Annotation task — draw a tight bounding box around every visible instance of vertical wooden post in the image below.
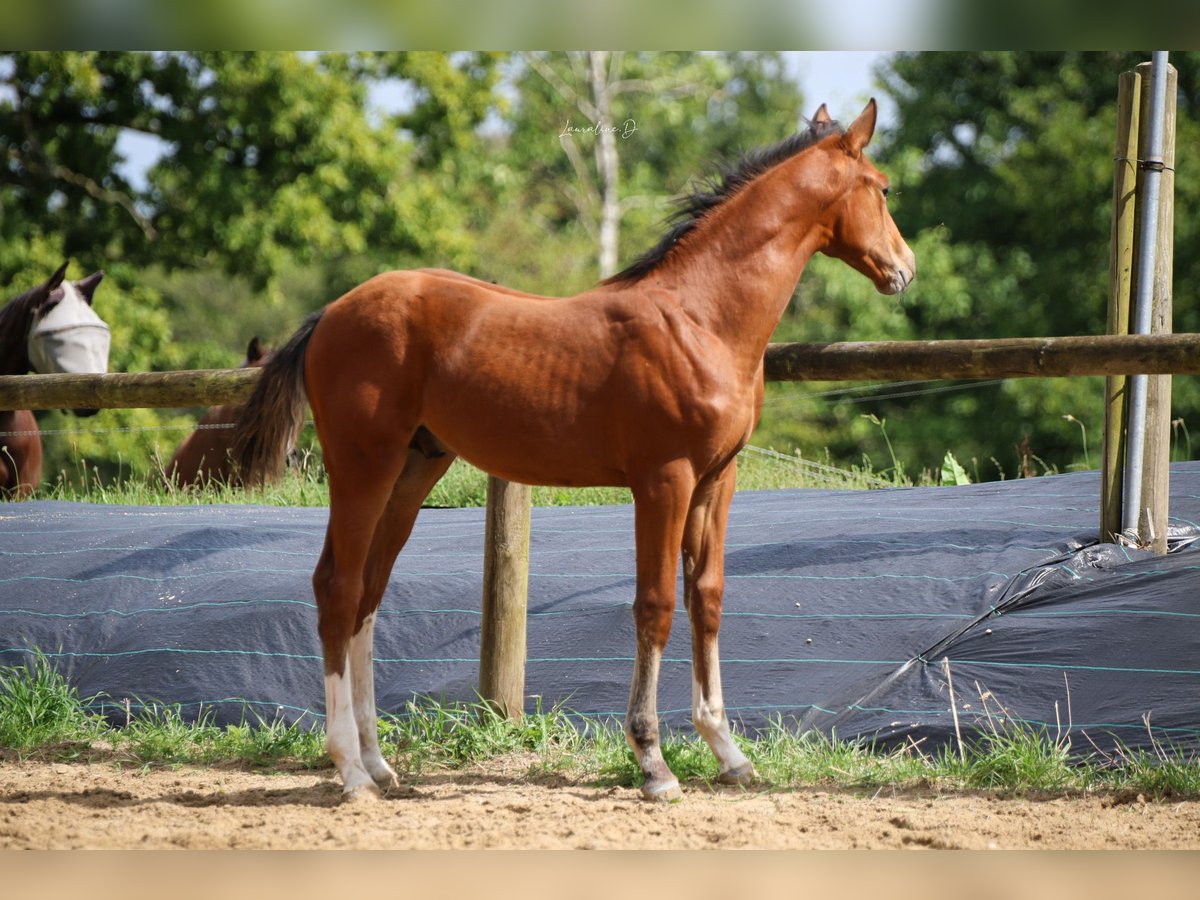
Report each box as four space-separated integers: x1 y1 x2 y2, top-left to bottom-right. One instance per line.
1101 69 1141 543
1135 61 1177 554
479 475 530 719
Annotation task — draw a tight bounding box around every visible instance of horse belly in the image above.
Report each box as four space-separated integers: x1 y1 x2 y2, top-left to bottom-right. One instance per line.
419 352 752 488
421 338 631 486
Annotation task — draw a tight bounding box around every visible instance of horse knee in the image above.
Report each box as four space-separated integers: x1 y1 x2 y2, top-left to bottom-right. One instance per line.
685 574 724 624
316 577 364 671
624 709 660 749
632 591 675 646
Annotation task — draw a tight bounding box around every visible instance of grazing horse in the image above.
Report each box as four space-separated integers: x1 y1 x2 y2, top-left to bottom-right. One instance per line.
234 101 915 802
0 263 109 499
165 337 276 488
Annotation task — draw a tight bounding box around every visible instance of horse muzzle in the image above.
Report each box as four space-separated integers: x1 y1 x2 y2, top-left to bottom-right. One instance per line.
879 245 916 295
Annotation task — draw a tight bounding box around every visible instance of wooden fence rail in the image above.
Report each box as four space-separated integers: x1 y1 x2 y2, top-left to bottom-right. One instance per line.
3 331 1198 720
4 333 1200 411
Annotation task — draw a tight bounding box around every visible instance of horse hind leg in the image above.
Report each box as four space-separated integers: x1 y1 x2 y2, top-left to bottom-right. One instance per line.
313 433 414 801
350 432 457 793
683 461 755 786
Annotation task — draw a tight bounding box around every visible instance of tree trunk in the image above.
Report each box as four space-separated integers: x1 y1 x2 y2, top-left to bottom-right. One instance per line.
589 51 621 279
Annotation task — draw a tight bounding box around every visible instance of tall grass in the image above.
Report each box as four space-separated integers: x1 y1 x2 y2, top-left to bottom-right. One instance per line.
26 445 920 508
2 656 1199 797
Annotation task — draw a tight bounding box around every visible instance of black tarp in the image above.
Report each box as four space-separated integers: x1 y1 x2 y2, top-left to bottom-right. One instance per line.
2 463 1200 757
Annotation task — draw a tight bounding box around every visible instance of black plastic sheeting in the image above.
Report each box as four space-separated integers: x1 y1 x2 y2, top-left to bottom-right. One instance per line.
2 463 1200 757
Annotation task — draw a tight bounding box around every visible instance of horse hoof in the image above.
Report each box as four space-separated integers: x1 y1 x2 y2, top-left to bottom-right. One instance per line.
640 778 683 803
341 783 382 804
372 772 400 794
717 762 757 787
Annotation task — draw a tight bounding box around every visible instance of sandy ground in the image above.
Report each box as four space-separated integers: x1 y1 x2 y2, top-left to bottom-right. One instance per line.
4 756 1200 850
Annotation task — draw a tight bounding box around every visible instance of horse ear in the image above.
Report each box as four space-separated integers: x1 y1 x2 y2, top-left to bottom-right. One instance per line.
75 270 104 304
49 261 70 287
841 98 878 156
811 103 832 126
32 262 70 309
246 336 264 364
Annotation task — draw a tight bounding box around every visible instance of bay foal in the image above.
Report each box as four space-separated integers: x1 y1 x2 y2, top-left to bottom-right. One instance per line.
236 101 914 801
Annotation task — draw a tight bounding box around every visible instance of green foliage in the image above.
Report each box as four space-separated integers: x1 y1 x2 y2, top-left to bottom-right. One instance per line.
941 451 972 486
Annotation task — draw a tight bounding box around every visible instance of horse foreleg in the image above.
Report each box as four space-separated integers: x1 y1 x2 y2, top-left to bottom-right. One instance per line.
683 460 755 786
352 440 457 792
625 464 693 801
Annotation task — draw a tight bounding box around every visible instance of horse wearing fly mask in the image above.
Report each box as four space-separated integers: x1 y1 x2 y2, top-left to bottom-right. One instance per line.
0 262 109 498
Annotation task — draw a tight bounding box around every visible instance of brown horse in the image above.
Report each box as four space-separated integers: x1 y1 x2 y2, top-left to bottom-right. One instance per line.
234 101 914 802
165 337 276 488
0 263 108 499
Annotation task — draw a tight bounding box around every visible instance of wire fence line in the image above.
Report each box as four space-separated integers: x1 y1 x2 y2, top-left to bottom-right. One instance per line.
762 378 1007 410
3 376 1015 439
0 419 320 439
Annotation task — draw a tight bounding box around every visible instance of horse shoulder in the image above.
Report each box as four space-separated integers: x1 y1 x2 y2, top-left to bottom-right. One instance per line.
597 290 748 428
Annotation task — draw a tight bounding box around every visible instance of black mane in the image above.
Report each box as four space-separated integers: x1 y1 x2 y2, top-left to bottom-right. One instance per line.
603 118 843 285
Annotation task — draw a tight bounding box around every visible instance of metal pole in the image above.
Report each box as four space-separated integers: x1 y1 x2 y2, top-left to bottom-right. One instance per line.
1122 51 1170 536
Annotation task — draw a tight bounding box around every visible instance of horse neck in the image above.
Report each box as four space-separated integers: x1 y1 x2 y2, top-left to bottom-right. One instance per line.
0 294 33 376
652 149 841 369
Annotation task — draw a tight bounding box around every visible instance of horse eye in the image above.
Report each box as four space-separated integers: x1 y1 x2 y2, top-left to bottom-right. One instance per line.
882 186 891 198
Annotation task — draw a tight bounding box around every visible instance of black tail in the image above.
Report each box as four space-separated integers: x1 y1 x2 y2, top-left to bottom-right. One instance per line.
232 309 324 486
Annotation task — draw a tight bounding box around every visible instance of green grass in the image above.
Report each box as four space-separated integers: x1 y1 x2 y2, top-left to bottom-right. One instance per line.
3 655 1199 798
25 444 916 508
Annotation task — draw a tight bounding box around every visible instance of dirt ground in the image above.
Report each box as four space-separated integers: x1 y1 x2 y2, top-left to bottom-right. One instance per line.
4 756 1200 850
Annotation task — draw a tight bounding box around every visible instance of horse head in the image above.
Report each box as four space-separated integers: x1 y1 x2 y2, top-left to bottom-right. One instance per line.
26 265 111 416
815 100 916 296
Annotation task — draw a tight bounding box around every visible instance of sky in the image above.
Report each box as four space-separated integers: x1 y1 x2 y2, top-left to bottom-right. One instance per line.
785 51 894 125
114 51 895 189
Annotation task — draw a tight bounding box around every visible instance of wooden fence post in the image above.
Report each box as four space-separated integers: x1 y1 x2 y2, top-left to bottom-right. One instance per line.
479 475 531 719
1101 62 1178 552
1134 61 1177 554
1102 68 1141 542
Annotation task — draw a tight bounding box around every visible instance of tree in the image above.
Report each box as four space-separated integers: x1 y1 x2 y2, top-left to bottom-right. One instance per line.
0 52 506 290
506 52 805 285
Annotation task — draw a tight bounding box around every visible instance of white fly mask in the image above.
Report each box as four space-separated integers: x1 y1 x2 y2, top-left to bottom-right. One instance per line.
27 274 111 375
